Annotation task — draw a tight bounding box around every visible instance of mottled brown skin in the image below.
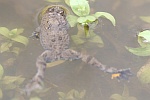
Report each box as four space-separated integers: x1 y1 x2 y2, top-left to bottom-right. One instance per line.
24 6 132 96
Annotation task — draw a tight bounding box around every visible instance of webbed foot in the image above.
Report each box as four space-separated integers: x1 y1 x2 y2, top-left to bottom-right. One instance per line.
111 68 133 81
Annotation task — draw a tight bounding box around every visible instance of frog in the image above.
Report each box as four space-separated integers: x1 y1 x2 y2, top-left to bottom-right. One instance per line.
24 5 133 96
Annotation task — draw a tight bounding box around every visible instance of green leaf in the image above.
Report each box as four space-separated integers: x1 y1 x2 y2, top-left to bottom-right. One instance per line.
0 27 10 38
11 47 20 55
77 17 87 23
66 89 74 99
125 46 150 56
10 28 18 36
0 42 12 53
86 15 96 22
11 35 28 46
30 97 41 100
0 64 4 80
2 76 23 85
94 12 116 26
0 88 3 99
16 28 24 35
45 0 62 2
58 92 66 98
88 32 104 47
137 62 150 84
138 30 150 42
70 0 90 16
4 83 17 90
71 35 85 45
140 16 150 23
77 16 96 24
110 94 123 100
67 15 78 27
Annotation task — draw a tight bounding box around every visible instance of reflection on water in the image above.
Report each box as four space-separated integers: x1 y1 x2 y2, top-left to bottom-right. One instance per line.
0 0 150 100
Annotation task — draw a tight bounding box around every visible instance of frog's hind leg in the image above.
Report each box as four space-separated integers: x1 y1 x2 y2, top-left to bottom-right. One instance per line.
23 50 55 96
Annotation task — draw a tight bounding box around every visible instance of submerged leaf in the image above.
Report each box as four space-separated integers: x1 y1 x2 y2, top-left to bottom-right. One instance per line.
137 60 150 84
16 28 24 35
47 60 65 68
140 16 150 23
45 0 62 2
0 42 12 53
11 35 28 46
2 76 24 85
88 31 104 47
0 27 10 38
11 47 20 55
71 35 85 45
70 0 90 16
110 94 123 100
0 64 4 80
67 15 78 27
94 12 116 26
125 46 150 56
30 97 41 100
58 92 66 98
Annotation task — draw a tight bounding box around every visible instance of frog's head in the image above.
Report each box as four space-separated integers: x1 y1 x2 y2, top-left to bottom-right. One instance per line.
47 6 66 17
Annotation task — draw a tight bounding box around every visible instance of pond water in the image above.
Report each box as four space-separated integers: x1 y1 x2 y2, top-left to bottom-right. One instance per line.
0 0 150 100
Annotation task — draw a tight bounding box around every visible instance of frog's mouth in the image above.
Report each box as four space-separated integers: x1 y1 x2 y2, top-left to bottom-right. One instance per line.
37 5 70 25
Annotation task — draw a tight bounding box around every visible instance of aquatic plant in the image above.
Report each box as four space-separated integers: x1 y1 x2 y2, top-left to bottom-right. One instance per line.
110 85 137 100
66 0 115 46
137 60 150 84
58 89 86 100
126 30 150 56
0 64 25 99
0 27 28 55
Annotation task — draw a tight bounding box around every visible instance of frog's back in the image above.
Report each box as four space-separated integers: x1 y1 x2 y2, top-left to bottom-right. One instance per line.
39 6 69 51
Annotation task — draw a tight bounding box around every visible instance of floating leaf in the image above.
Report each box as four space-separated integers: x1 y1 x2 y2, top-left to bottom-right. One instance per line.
0 64 4 80
138 30 150 42
4 83 17 90
0 27 10 38
0 88 3 99
0 42 12 53
140 16 150 23
125 46 150 56
11 35 29 46
94 12 116 26
137 60 150 84
70 0 90 16
77 16 96 24
67 15 78 27
71 35 85 45
47 60 65 68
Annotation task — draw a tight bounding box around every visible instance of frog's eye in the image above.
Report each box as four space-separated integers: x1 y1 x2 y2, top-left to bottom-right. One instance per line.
59 10 65 16
48 7 54 12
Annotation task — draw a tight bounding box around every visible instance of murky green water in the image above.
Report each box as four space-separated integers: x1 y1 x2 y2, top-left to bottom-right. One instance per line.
0 0 150 100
